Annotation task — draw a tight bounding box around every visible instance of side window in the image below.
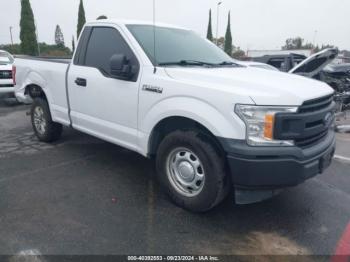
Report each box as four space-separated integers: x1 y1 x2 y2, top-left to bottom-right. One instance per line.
73 27 92 65
84 27 139 80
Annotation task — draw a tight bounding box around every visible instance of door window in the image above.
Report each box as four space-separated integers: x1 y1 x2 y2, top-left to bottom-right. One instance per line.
83 27 139 80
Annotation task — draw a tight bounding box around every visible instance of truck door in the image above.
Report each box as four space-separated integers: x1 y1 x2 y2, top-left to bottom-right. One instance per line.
67 26 141 152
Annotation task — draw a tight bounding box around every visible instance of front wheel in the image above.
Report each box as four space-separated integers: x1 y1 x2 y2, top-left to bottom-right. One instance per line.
156 130 229 212
31 98 63 142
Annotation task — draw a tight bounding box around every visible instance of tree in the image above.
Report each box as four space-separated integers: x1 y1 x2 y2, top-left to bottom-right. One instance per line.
20 0 38 55
282 37 314 50
224 12 232 56
206 9 213 42
232 49 246 59
72 36 75 53
320 44 335 50
97 15 107 20
214 37 225 49
37 42 72 57
77 0 86 38
55 25 65 47
1 43 71 57
0 44 22 55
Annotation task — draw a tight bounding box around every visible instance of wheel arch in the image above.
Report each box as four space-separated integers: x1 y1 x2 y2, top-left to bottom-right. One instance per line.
20 70 49 101
25 84 48 100
147 116 226 158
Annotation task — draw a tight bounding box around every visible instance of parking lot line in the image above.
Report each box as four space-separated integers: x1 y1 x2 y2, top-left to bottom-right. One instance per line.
0 154 96 184
334 155 350 163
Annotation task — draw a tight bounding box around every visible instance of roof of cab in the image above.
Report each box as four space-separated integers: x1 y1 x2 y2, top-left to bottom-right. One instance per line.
85 19 189 30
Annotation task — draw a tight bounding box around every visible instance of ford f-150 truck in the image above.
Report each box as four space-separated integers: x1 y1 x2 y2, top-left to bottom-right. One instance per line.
14 20 336 212
0 50 15 97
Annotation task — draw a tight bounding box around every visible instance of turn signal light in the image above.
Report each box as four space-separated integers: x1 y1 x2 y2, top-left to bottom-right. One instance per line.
264 114 274 139
12 65 16 85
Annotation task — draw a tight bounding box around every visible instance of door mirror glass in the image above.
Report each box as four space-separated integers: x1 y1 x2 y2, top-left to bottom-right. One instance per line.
110 54 133 79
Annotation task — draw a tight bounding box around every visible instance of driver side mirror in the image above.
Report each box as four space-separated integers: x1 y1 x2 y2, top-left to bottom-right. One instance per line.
110 54 133 80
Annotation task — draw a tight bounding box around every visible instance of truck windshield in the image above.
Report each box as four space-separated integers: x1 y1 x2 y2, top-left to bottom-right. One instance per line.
127 24 236 67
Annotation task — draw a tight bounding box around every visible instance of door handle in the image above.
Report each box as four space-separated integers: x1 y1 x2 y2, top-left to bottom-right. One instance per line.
75 78 87 87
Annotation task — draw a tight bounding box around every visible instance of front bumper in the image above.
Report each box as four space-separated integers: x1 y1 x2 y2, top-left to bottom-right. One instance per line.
219 131 336 203
0 86 15 95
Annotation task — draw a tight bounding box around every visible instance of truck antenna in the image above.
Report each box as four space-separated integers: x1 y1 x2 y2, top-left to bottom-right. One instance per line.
153 0 157 73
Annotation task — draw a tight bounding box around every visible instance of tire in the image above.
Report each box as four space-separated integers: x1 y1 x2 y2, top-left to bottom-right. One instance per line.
31 98 63 142
156 130 230 212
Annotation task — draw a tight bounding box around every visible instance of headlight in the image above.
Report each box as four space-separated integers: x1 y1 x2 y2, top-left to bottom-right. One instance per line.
235 105 298 146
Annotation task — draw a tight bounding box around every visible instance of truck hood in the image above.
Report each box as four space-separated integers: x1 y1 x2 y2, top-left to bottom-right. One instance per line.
0 64 12 71
289 48 338 77
165 66 334 106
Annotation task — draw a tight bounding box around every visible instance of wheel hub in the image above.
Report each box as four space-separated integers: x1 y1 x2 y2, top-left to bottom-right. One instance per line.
178 161 195 182
33 106 46 135
166 148 205 197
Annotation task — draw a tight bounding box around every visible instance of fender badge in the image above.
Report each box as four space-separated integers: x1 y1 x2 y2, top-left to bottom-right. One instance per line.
142 84 163 94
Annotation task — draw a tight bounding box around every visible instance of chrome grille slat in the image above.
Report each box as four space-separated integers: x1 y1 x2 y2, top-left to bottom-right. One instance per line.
0 84 14 88
295 129 328 147
0 70 12 79
295 94 334 148
298 94 334 113
274 94 335 149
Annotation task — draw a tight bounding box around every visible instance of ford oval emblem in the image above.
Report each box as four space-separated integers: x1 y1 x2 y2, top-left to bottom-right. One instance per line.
323 112 333 127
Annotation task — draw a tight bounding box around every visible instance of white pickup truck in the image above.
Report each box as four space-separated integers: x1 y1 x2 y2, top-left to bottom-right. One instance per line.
0 50 15 97
14 20 336 212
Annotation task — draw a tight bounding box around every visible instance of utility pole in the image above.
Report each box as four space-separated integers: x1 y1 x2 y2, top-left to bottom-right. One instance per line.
216 1 222 46
9 26 14 45
34 19 40 56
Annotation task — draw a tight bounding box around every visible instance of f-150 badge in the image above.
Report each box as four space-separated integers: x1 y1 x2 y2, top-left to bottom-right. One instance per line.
142 84 163 94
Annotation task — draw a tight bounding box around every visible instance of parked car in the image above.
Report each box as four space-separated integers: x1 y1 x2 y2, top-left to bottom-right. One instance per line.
0 50 15 98
250 49 350 113
253 53 308 72
14 20 336 212
252 48 339 77
321 63 350 112
236 61 280 71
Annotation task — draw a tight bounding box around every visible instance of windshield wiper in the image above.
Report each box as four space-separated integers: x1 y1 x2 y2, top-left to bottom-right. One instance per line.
217 61 238 66
159 60 216 67
159 60 239 67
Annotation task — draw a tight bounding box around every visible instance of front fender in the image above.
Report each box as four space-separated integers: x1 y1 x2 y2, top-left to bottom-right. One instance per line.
139 96 246 154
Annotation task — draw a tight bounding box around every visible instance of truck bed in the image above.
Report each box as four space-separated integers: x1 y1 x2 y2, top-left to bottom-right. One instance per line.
14 56 71 125
14 55 71 64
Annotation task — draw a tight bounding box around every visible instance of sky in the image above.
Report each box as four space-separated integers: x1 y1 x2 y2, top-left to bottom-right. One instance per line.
0 0 349 51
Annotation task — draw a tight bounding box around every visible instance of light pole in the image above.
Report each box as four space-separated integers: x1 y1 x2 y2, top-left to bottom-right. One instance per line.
313 30 318 47
9 26 14 46
216 1 222 46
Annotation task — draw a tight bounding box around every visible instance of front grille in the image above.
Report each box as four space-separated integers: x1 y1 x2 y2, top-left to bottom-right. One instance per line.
295 129 329 148
274 94 335 148
0 84 14 88
298 94 334 113
0 70 12 79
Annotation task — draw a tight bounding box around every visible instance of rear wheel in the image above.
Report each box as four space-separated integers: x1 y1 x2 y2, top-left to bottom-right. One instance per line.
156 130 229 212
31 98 63 142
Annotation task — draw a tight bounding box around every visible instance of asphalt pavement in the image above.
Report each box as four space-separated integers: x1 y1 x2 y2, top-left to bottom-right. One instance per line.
0 100 349 258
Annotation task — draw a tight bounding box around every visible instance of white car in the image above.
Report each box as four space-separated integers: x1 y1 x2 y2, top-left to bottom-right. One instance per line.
237 61 280 71
0 50 15 97
14 20 336 211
